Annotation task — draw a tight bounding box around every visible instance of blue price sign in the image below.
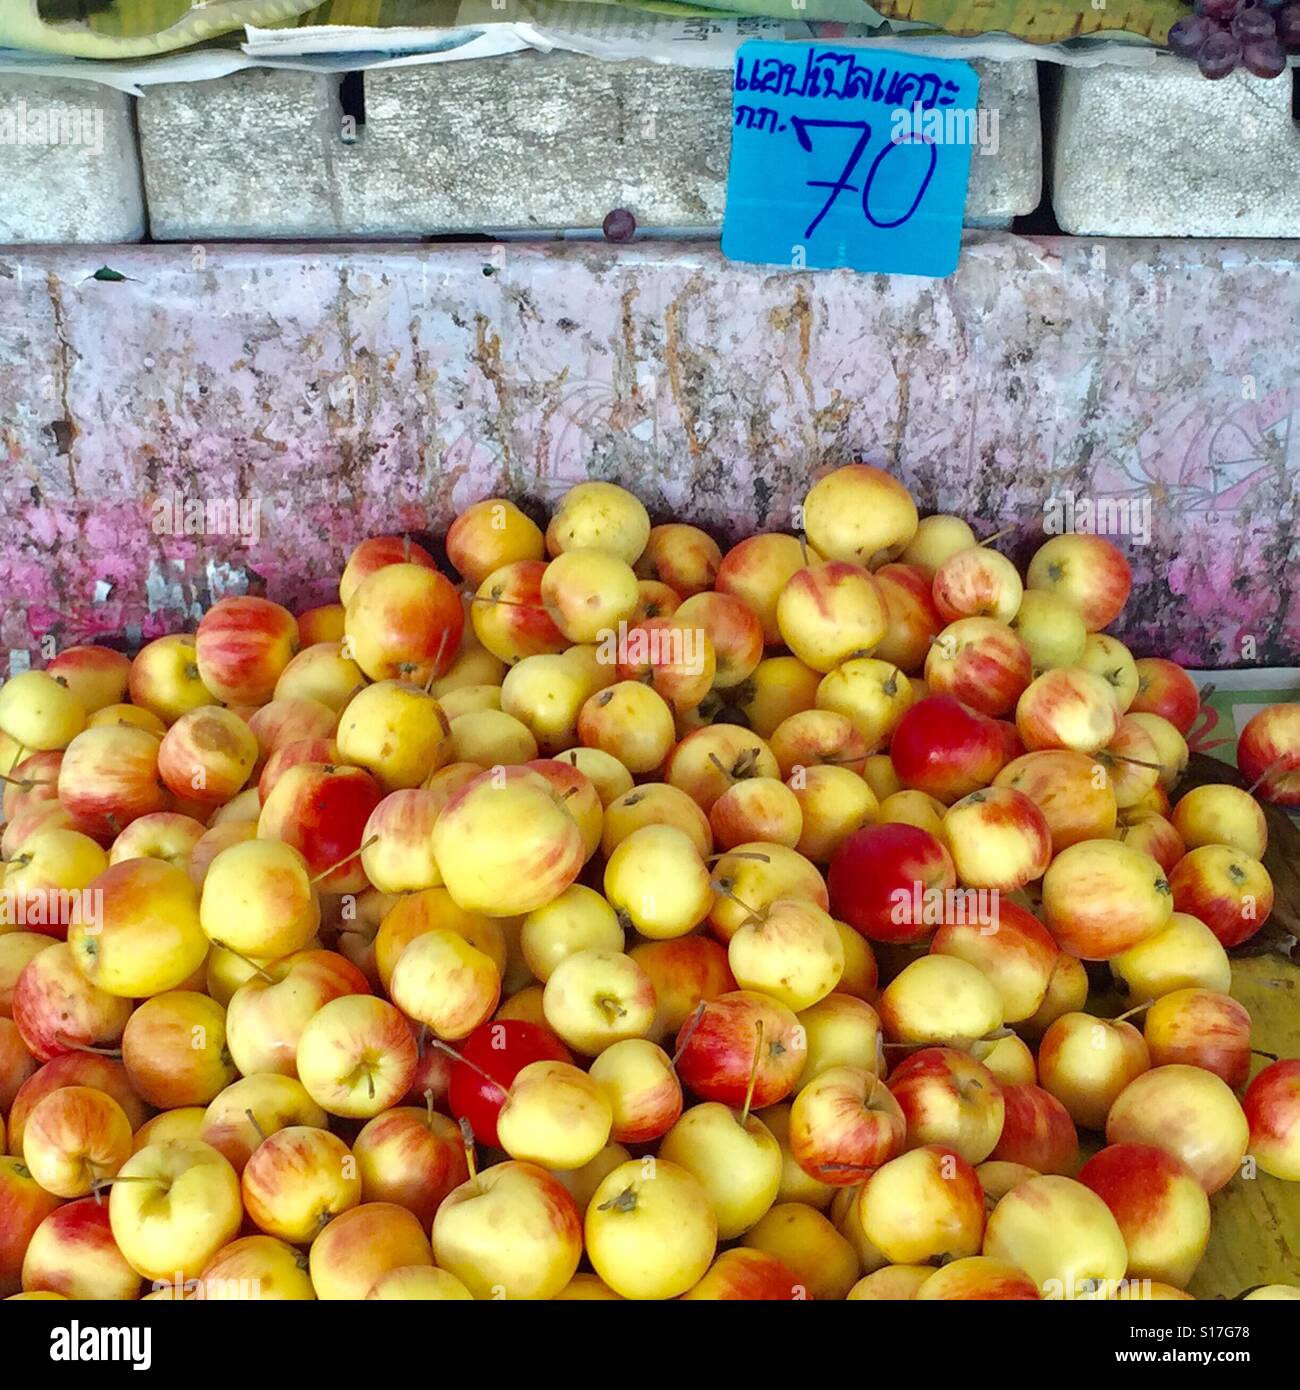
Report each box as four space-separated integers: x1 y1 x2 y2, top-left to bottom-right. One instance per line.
721 42 980 279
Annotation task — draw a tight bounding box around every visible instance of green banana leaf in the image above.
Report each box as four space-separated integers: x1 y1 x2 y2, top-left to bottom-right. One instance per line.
869 0 1185 44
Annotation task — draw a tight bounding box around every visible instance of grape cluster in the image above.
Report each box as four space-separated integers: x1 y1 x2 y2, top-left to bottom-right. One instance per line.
1168 0 1300 79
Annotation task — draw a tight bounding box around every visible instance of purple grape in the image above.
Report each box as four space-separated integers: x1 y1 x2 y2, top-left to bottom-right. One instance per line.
1278 1 1300 45
1232 1 1277 38
602 209 636 243
1198 29 1244 73
1169 13 1220 53
1242 35 1288 71
1195 0 1239 19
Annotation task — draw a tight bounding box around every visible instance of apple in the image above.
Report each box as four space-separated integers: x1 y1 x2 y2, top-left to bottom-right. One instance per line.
979 1035 1037 1088
628 936 736 1043
878 956 1004 1047
195 1234 314 1300
985 1080 1080 1174
890 695 1008 804
0 671 85 752
1010 589 1089 674
109 1139 242 1282
498 653 590 753
470 560 567 665
672 592 764 691
0 1016 38 1109
2 749 63 824
603 825 712 940
1106 1064 1248 1193
345 563 463 684
915 1256 1040 1300
6 1053 145 1156
871 563 944 675
1170 785 1266 861
339 535 439 606
1109 911 1232 1004
310 1201 434 1301
121 990 236 1108
976 1160 1040 1205
367 1266 474 1301
256 735 339 804
546 481 649 563
680 1248 805 1300
239 1125 361 1243
1242 1060 1300 1182
1168 844 1274 949
57 725 170 838
674 991 807 1109
1125 712 1189 788
446 1018 572 1149
707 841 828 943
45 646 130 717
1016 667 1122 754
3 828 109 937
21 1196 140 1301
924 618 1032 718
710 777 802 850
432 766 585 916
296 604 345 646
257 761 383 894
541 949 655 1056
666 725 782 811
787 765 879 864
208 786 262 826
930 901 1058 1024
777 562 888 674
538 549 639 645
848 1266 934 1300
199 1073 328 1174
724 898 842 1012
133 1109 205 1152
1142 988 1252 1088
943 787 1051 892
12 942 133 1062
588 1039 682 1144
435 1161 583 1300
1042 840 1172 960
983 1174 1127 1300
200 839 320 958
1237 703 1300 807
390 929 501 1041
858 1144 985 1264
932 547 1024 625
273 642 365 714
358 789 443 895
632 522 721 597
108 812 206 870
193 596 298 705
519 884 623 983
769 709 868 778
68 858 209 999
295 994 417 1119
372 886 505 993
1037 1013 1149 1132
1120 812 1186 875
2 802 85 863
0 1156 64 1296
1026 534 1132 632
447 498 545 586
126 634 213 724
447 708 537 765
740 1202 859 1301
157 705 258 806
899 514 976 577
584 1157 716 1300
715 533 815 645
803 464 918 565
758 1102 836 1209
21 1085 133 1197
887 1047 1005 1164
789 1065 906 1184
335 682 449 792
828 823 955 945
1127 657 1199 734
496 1060 613 1170
1078 1143 1210 1289
797 994 883 1083
602 783 712 859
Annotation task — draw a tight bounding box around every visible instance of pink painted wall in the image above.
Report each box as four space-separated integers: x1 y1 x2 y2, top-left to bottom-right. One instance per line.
1 235 1295 667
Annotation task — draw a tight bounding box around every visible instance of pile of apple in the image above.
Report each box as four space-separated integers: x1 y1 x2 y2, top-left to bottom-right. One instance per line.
1 463 1299 1304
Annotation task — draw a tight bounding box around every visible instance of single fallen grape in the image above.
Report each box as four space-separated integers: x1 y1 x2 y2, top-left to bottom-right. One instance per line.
1242 35 1288 71
1232 2 1278 39
1277 2 1300 45
1198 28 1244 74
1169 13 1221 54
602 209 636 244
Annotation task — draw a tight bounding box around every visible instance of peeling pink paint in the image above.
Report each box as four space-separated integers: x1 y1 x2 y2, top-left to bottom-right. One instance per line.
0 236 1295 669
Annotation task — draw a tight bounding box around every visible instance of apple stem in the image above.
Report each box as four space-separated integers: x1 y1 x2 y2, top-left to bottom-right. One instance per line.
90 1175 152 1205
704 851 771 865
308 835 380 886
423 626 454 691
427 1039 509 1100
979 525 1015 548
54 1034 122 1058
1112 1000 1154 1024
0 772 51 790
1251 1048 1280 1062
670 1001 708 1071
458 1115 480 1190
707 882 765 927
245 1108 268 1143
1109 753 1163 771
738 1018 765 1128
212 941 275 983
798 532 810 567
465 592 550 615
708 752 736 784
424 1088 436 1128
1247 754 1293 796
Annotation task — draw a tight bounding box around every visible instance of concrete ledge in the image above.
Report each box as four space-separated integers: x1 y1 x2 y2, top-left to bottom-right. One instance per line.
0 77 144 244
1053 60 1300 237
136 53 1041 238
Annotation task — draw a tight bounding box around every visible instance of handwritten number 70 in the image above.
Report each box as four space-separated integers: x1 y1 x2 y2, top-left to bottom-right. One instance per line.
790 116 938 241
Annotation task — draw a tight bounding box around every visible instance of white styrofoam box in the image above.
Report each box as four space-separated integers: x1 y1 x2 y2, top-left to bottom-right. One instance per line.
1053 59 1300 237
137 53 1042 239
0 76 144 244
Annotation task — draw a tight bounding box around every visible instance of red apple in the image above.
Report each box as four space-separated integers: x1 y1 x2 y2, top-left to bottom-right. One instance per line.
1026 534 1132 632
470 560 566 665
195 596 299 705
889 695 1008 805
1015 667 1121 755
1242 1059 1300 1182
789 1064 907 1184
0 1156 63 1296
872 563 944 675
6 1053 146 1158
887 1046 1005 1164
12 943 133 1062
353 1106 470 1227
1143 988 1252 1088
1168 845 1273 949
932 547 1023 625
258 736 341 803
1237 704 1300 807
257 761 383 893
157 705 259 804
988 1083 1079 1175
924 618 1033 718
828 823 956 945
346 563 465 684
20 1196 141 1300
674 991 807 1110
57 726 170 839
1130 658 1200 736
339 535 439 606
